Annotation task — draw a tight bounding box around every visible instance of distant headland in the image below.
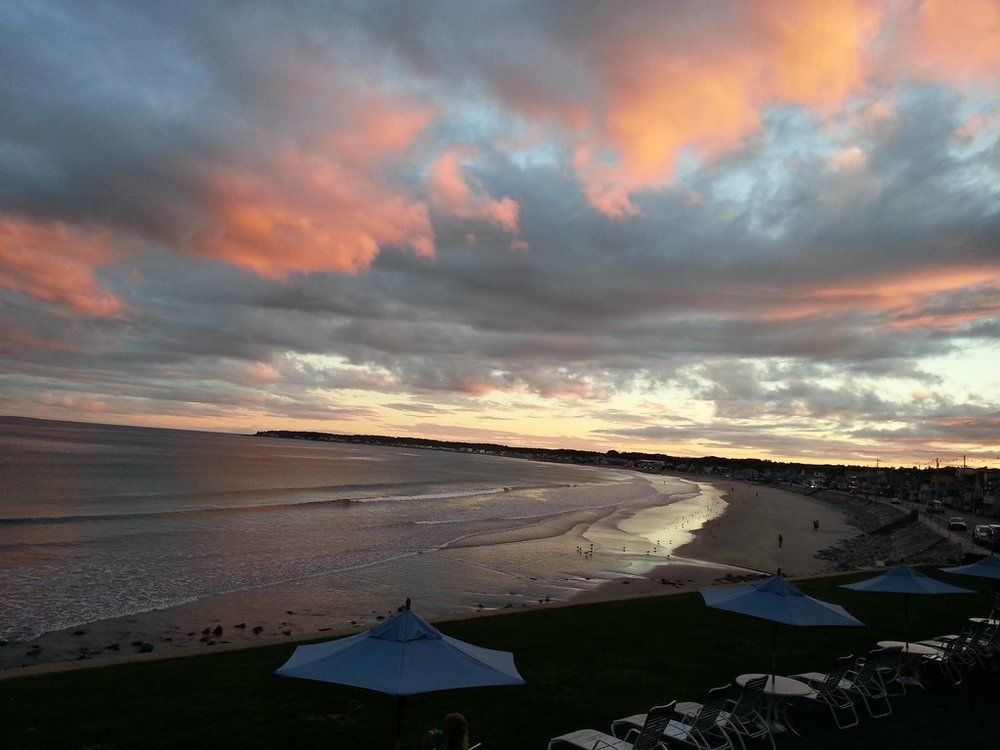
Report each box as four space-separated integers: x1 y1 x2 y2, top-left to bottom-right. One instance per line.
255 430 997 511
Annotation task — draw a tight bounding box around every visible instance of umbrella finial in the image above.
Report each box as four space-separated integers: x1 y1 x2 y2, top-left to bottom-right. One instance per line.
405 597 411 610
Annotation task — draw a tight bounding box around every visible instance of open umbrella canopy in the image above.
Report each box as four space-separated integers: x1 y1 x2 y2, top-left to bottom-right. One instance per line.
700 575 863 627
841 564 973 595
274 609 526 696
940 556 1000 581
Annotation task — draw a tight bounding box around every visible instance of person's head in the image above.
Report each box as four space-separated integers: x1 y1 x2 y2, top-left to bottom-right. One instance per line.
442 712 469 750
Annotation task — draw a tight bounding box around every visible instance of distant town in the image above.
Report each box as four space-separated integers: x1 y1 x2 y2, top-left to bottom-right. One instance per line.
256 430 999 519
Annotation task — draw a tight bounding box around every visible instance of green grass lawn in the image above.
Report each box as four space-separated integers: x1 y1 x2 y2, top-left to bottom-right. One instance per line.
1 571 996 749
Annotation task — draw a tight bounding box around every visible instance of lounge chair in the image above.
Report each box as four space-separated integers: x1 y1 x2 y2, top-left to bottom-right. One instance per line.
795 655 891 719
921 622 998 672
713 676 773 750
673 683 731 723
789 666 858 729
921 631 981 684
969 620 1000 668
613 691 734 750
863 647 907 697
664 702 733 750
549 702 675 750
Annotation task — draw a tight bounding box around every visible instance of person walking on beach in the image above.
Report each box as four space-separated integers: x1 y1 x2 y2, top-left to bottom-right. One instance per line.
777 533 783 548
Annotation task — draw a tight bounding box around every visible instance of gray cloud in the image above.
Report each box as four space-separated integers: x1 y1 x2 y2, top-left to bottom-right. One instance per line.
0 2 997 463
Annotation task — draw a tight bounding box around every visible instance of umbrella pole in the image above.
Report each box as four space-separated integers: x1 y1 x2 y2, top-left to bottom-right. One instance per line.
769 621 778 732
394 696 404 750
770 621 778 678
904 594 910 647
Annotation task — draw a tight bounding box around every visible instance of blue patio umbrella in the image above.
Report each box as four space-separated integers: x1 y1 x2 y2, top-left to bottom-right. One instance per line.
940 555 1000 581
702 576 864 628
941 556 1000 619
841 565 972 644
701 576 863 699
275 608 525 749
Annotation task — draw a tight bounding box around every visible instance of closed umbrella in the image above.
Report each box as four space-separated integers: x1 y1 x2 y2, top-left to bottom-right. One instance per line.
275 608 525 748
841 564 972 645
701 576 863 729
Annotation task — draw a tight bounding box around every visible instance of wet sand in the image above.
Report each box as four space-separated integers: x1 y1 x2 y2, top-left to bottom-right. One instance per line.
674 477 854 577
0 475 855 680
567 478 855 605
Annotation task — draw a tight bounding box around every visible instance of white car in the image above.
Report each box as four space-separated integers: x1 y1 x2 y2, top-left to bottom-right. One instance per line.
947 517 967 531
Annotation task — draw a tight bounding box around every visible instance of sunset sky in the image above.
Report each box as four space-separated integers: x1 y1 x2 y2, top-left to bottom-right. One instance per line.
1 0 997 466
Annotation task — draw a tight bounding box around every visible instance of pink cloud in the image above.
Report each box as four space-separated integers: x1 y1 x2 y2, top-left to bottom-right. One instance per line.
827 146 867 172
901 0 1000 83
756 0 881 109
0 326 80 355
953 110 1000 144
197 156 434 278
39 392 110 413
750 265 1000 329
476 1 993 220
555 0 882 215
0 216 125 317
428 150 521 235
245 362 281 384
191 93 436 278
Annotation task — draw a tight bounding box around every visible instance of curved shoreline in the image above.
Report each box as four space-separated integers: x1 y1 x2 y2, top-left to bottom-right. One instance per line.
0 474 857 678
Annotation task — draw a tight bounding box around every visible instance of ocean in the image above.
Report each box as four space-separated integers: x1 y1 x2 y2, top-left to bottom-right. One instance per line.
0 417 720 643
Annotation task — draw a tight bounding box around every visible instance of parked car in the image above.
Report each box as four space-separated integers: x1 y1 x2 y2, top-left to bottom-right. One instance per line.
926 500 945 514
947 517 967 531
974 524 993 545
990 525 1000 551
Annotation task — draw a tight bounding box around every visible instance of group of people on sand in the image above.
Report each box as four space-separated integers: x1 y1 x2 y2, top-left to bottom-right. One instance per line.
776 520 820 548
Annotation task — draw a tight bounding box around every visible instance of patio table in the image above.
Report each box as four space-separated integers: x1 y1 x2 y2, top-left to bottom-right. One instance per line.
736 673 812 735
876 640 940 655
876 640 940 688
969 617 1000 626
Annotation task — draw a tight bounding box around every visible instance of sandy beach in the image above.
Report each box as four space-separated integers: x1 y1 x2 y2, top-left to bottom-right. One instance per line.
675 478 855 576
0 474 867 680
567 477 856 605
